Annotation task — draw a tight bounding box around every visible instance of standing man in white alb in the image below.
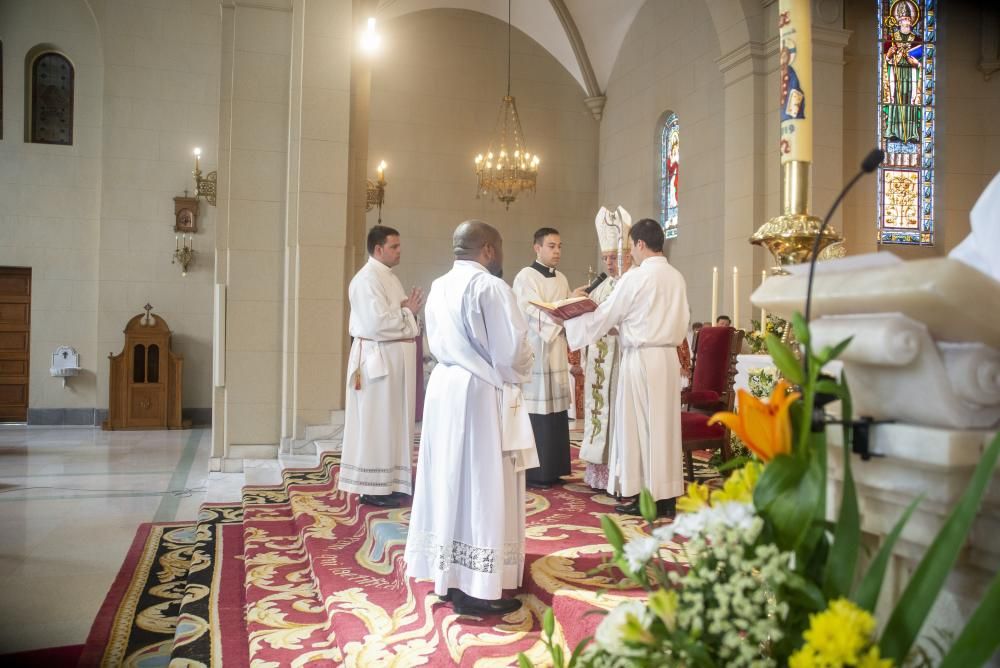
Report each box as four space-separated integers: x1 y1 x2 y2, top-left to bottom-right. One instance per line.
565 219 689 518
511 228 572 489
405 220 536 616
340 225 424 508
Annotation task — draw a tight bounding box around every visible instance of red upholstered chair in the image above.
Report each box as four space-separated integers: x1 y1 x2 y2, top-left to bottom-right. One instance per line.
680 326 744 481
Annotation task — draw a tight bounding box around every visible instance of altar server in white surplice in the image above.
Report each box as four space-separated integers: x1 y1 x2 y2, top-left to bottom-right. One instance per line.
405 220 536 617
565 219 689 518
580 206 633 491
340 225 424 508
511 228 572 488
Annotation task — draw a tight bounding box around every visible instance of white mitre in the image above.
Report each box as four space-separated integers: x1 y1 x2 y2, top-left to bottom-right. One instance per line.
594 206 633 253
950 170 1000 283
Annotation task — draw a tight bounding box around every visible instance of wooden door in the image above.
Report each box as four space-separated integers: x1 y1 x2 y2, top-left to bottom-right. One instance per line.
126 339 167 427
0 268 31 422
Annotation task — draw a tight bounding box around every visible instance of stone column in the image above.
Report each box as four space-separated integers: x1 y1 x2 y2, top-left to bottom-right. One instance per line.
280 0 355 448
213 0 293 469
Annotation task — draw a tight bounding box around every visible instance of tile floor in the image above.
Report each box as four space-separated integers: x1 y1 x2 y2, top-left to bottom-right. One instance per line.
0 425 222 653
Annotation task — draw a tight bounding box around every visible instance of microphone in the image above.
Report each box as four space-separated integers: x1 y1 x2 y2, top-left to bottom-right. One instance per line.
583 272 609 294
804 148 884 326
800 148 883 382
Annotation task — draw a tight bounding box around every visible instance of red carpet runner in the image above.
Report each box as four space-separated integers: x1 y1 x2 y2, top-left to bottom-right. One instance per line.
80 448 717 666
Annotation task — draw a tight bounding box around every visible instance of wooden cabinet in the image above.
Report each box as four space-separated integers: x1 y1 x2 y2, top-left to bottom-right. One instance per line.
103 307 189 430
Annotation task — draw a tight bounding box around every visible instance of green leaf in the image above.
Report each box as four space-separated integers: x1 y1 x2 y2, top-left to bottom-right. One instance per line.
938 569 1000 668
766 334 804 385
716 455 752 473
566 637 592 668
791 312 810 346
783 570 828 611
823 414 860 599
543 606 555 637
517 653 533 668
879 432 1000 662
552 644 565 667
852 496 921 611
639 488 657 524
820 336 854 365
753 452 823 550
814 379 847 399
600 515 625 555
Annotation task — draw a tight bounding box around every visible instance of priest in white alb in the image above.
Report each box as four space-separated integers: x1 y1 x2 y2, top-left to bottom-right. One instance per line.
565 218 690 517
580 207 633 491
339 225 424 508
405 220 536 616
511 228 572 488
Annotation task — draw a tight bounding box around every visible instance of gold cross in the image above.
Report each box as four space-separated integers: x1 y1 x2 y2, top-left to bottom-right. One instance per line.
510 392 522 416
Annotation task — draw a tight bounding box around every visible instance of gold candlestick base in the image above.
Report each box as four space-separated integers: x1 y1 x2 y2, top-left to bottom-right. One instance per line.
750 161 842 273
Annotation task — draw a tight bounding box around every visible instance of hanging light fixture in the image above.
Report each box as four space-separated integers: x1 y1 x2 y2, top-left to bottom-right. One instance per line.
474 0 539 209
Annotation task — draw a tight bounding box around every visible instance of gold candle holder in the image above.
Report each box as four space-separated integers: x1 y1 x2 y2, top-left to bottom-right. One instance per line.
750 161 842 274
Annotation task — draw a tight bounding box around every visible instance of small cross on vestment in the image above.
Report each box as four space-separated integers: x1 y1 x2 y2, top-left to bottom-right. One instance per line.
510 392 522 416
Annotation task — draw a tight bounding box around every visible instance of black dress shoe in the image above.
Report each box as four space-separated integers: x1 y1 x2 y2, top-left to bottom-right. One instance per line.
614 498 641 515
437 588 460 602
614 498 677 518
656 498 677 519
451 591 522 616
389 491 410 500
527 480 552 490
359 494 401 508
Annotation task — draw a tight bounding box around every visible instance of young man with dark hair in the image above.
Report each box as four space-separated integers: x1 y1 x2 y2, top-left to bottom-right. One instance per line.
715 315 732 327
565 218 690 518
340 225 424 508
511 227 573 488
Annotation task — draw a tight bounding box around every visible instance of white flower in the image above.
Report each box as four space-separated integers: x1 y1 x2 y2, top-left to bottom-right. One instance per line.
671 501 756 540
652 524 676 544
623 535 659 571
594 600 652 656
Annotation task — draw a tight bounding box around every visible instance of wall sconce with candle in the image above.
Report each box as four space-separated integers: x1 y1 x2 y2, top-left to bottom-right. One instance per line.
192 147 217 206
365 160 387 222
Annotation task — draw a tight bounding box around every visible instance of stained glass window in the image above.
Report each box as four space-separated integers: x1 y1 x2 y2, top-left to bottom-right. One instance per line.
659 112 679 239
29 51 74 146
876 0 936 245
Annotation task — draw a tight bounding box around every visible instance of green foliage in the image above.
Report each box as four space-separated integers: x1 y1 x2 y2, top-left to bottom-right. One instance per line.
753 451 824 551
822 373 859 600
938 572 1000 668
879 431 1000 662
766 333 803 385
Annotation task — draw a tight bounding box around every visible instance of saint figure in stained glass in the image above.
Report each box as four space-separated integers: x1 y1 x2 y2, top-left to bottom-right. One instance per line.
876 0 935 246
660 113 679 239
883 1 922 143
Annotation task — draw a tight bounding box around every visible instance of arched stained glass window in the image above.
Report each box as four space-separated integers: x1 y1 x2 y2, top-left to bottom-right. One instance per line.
876 0 936 245
29 50 74 145
659 112 679 239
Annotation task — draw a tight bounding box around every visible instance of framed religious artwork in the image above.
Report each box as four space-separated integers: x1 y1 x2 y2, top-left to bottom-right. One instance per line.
173 196 199 233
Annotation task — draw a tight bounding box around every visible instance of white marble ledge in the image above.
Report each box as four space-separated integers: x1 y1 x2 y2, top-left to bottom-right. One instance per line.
827 422 998 469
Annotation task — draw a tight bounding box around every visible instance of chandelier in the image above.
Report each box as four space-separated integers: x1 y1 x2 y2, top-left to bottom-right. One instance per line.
474 0 539 209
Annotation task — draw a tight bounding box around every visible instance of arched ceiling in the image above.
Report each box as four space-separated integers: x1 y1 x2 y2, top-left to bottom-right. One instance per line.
374 0 646 95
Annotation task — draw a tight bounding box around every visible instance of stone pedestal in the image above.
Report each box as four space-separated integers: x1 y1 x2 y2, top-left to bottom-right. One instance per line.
827 423 1000 666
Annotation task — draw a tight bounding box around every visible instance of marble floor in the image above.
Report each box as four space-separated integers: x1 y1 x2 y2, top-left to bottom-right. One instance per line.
0 425 223 653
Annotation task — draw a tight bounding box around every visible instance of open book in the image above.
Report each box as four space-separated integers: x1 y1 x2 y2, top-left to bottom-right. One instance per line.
529 296 597 320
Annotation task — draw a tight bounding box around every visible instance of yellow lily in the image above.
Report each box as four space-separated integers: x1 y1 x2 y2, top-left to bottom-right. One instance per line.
677 481 711 513
708 380 801 462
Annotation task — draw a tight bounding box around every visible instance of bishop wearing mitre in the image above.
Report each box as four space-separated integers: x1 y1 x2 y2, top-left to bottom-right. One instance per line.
580 206 634 491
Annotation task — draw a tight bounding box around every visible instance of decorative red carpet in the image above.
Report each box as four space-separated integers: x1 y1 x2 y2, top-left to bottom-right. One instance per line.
79 447 717 666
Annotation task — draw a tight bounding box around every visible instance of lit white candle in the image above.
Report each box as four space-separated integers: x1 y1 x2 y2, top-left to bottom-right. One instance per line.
733 266 740 328
711 266 719 324
175 234 179 251
377 160 386 181
760 270 768 335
